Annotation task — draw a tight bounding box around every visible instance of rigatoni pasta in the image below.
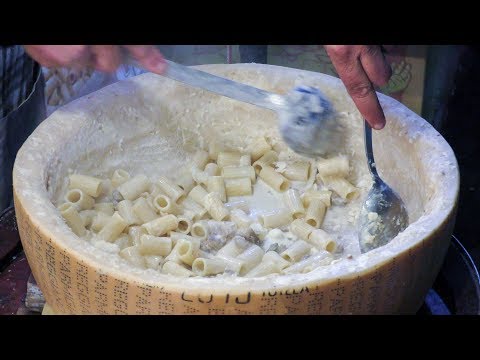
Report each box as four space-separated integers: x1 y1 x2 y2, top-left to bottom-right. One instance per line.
283 161 310 181
259 166 290 192
58 141 362 278
69 174 103 198
224 177 252 197
283 189 305 219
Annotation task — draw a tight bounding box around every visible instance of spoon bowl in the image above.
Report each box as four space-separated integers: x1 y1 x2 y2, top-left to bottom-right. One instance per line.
358 120 409 253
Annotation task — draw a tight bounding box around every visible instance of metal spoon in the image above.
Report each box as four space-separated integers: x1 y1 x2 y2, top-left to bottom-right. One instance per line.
357 120 409 253
130 59 343 157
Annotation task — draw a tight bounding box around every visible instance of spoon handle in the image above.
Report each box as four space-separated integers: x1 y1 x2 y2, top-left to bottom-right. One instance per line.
364 119 381 182
129 57 284 112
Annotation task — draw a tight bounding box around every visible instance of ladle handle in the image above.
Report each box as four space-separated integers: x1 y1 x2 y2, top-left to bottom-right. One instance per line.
364 119 381 182
128 56 284 112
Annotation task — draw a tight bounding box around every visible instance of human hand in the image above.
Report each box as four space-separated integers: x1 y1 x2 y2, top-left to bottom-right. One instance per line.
23 45 166 74
324 45 392 130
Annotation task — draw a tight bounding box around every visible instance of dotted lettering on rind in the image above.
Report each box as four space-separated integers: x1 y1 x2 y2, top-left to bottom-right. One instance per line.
348 276 364 314
208 308 225 315
94 272 109 315
184 305 200 314
260 295 278 314
135 285 153 315
59 250 75 313
158 288 174 314
366 271 383 314
113 279 129 315
22 219 51 304
307 291 324 314
76 262 91 314
328 279 345 314
45 241 63 312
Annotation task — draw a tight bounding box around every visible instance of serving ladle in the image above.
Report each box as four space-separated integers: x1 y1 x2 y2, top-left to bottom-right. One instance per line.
357 120 409 253
151 60 344 157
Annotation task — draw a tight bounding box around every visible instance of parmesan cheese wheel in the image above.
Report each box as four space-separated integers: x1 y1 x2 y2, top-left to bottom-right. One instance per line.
14 64 459 314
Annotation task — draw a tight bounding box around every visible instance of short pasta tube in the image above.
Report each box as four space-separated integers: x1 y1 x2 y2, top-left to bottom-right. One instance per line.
79 209 97 228
282 251 333 274
301 189 332 207
190 166 209 186
142 214 178 236
207 176 227 202
192 258 227 276
98 212 128 243
69 174 103 198
94 202 115 215
117 174 150 201
283 161 311 181
152 194 182 215
308 229 337 253
176 216 192 234
253 150 278 174
262 251 291 270
192 150 210 169
208 141 221 161
260 209 292 228
169 231 197 245
280 240 312 262
90 212 111 233
177 238 201 266
204 163 220 176
305 198 327 228
191 220 208 239
181 197 207 221
144 255 164 270
245 260 280 277
259 166 290 192
224 177 252 197
283 189 305 219
119 246 146 268
219 256 245 274
132 197 157 223
162 261 193 277
175 169 196 194
117 200 141 226
59 203 86 236
138 234 172 256
237 244 264 275
320 175 359 201
203 192 230 221
289 219 315 241
216 238 247 258
249 136 271 161
239 154 252 166
188 185 208 205
230 209 251 228
111 169 130 188
216 151 242 168
128 226 148 246
65 189 95 210
221 166 256 182
316 155 350 178
157 176 186 203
